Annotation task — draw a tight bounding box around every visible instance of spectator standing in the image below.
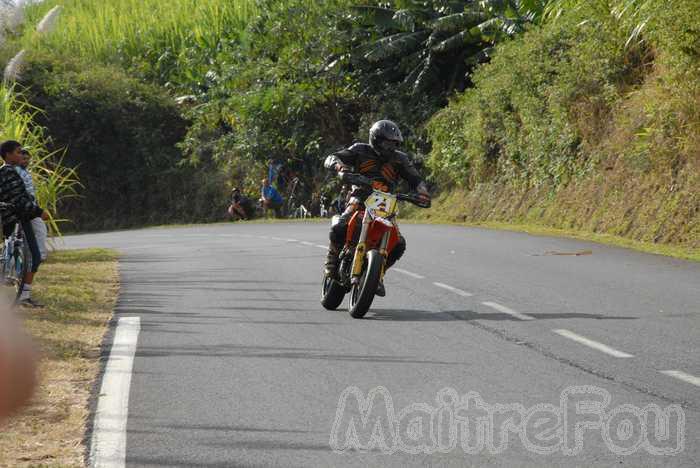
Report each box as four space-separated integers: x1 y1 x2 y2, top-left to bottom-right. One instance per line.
0 141 49 307
17 150 48 263
260 178 283 218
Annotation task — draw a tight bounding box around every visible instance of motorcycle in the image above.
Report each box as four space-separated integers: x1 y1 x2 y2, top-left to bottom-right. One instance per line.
320 173 430 318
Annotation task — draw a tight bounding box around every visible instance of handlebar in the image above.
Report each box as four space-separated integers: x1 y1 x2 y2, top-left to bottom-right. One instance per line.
397 193 431 209
337 173 431 209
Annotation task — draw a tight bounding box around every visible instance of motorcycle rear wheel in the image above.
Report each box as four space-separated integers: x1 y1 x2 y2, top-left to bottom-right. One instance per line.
348 249 383 319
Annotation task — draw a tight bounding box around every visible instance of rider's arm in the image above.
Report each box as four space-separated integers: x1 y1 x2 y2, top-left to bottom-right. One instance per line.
324 147 357 172
395 152 424 192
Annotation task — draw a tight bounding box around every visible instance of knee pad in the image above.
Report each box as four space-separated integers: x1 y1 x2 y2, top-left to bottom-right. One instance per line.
330 221 347 245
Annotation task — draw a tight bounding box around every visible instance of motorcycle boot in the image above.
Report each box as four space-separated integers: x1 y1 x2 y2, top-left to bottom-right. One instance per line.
324 242 341 278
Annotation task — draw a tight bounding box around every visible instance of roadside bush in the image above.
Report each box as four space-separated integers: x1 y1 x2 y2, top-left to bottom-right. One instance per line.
427 7 636 188
179 0 360 196
425 1 700 248
21 53 226 231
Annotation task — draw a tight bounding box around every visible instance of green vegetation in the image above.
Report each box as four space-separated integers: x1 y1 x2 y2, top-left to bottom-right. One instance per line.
0 248 119 467
426 1 699 250
0 0 696 251
23 53 226 230
0 84 79 235
18 0 257 88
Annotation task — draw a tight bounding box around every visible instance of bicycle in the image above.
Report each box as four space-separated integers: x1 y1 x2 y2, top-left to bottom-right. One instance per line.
0 204 31 303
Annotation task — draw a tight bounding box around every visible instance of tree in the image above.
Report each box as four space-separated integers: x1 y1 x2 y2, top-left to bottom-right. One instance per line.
340 1 547 99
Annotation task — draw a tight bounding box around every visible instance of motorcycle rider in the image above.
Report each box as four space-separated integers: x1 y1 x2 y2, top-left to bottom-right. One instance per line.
323 120 430 296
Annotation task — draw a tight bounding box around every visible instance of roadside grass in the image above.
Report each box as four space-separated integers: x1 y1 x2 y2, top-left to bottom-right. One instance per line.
0 248 119 468
403 212 700 263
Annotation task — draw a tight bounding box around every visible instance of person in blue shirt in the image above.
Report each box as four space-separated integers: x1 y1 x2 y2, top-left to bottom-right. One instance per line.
260 178 283 218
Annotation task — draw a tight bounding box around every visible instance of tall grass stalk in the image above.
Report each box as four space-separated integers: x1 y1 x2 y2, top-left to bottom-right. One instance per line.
35 5 61 35
544 0 653 49
3 48 25 81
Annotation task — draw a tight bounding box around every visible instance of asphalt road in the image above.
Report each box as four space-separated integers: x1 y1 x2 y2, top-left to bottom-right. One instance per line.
62 221 699 467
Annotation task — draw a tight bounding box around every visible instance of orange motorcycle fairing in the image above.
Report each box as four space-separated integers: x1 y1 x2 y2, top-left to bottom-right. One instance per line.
346 209 400 254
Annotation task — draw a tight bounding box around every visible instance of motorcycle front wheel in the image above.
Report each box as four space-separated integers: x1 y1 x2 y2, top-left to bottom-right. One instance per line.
348 249 383 319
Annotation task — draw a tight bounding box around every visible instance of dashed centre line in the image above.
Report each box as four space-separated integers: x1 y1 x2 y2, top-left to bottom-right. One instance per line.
482 301 536 321
553 329 634 358
392 268 426 279
433 282 473 297
299 241 314 246
660 370 700 387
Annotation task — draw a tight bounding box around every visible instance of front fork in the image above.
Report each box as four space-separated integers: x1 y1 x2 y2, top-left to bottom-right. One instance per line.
350 211 390 285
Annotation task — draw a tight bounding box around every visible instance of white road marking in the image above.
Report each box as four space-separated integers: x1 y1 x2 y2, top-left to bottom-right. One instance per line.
300 241 314 246
89 316 141 468
392 268 425 279
285 238 299 242
482 301 536 321
433 282 473 297
660 370 700 387
553 329 634 358
270 237 285 241
315 244 327 250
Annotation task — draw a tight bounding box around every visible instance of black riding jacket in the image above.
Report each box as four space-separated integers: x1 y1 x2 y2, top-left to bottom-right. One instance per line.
324 143 423 193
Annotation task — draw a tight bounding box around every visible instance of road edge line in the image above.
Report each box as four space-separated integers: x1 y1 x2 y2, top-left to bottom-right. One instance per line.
88 316 141 468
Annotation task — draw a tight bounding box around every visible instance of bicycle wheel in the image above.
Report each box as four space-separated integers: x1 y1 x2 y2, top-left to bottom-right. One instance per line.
10 234 29 302
0 233 28 304
0 238 13 306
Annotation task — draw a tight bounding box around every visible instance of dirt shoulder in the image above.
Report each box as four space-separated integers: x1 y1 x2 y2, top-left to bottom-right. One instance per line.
0 248 119 468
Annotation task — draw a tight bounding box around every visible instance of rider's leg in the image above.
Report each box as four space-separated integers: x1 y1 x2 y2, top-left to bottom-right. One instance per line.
386 235 406 269
325 205 355 276
375 235 405 297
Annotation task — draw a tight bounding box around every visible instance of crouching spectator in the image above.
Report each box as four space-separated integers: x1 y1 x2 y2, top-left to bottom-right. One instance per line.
227 188 255 220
